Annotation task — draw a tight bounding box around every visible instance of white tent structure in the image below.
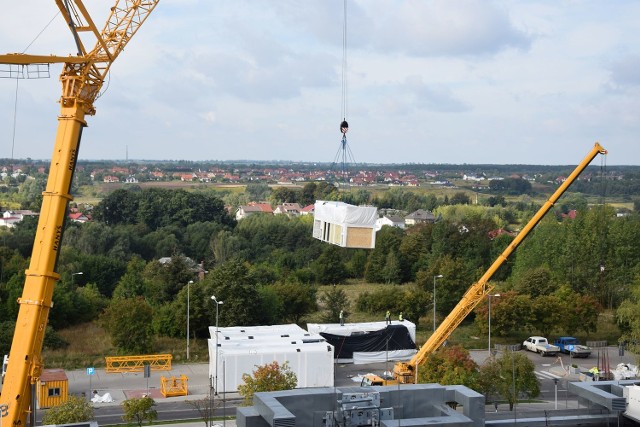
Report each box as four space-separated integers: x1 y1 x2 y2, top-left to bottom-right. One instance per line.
307 321 417 364
208 324 334 393
312 200 377 248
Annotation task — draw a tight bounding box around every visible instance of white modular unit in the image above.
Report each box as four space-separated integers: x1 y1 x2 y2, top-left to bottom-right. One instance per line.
208 324 334 393
312 200 377 248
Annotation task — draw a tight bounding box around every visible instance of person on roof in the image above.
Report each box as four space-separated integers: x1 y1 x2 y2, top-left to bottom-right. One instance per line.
339 310 344 326
385 310 391 325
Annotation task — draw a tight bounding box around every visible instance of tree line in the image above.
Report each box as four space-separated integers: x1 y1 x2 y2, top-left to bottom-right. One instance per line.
0 185 639 357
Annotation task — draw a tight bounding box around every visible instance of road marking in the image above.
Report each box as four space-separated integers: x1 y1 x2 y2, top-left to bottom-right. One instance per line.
535 370 562 380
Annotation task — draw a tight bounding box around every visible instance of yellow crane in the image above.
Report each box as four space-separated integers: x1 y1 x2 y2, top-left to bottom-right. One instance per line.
0 1 158 425
363 142 608 386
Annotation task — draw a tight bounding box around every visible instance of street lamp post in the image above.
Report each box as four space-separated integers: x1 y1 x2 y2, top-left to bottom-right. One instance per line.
488 293 501 355
433 275 443 332
71 271 83 285
211 295 223 396
186 280 194 360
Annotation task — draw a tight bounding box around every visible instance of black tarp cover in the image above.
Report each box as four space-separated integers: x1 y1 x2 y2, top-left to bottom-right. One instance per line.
320 324 416 359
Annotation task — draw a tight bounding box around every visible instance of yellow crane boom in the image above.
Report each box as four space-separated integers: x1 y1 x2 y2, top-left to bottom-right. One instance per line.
0 2 158 426
391 142 608 384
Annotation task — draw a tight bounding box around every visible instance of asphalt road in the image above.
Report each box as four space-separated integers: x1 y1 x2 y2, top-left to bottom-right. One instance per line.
23 345 636 425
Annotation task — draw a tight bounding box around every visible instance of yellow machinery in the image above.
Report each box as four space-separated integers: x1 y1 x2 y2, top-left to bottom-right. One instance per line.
0 2 158 426
160 375 189 398
365 142 608 386
105 354 173 373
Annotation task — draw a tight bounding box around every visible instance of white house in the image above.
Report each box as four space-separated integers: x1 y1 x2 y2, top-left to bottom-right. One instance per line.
405 209 436 226
376 215 405 230
0 210 38 228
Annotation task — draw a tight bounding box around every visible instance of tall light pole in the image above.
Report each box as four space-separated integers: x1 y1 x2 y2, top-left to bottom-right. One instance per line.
211 295 223 396
71 271 83 285
186 280 194 360
433 274 443 332
488 293 501 355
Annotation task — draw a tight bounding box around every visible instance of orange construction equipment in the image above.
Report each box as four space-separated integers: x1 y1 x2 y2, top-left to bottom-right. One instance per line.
105 354 173 373
364 142 608 386
160 375 189 397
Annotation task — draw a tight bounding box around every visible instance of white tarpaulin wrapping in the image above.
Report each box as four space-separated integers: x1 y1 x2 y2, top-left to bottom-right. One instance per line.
312 200 378 248
208 324 334 392
208 324 315 341
91 392 114 403
314 201 378 225
352 350 417 365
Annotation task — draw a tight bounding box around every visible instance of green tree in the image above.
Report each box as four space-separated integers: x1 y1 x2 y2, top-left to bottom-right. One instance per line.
450 192 471 205
270 187 300 205
270 282 317 323
210 229 244 266
474 291 534 337
122 396 158 427
92 188 140 225
515 266 556 298
418 346 478 388
382 251 402 284
320 286 350 323
313 245 348 285
554 285 602 335
100 297 154 353
400 286 431 328
42 395 94 425
617 273 640 363
300 182 318 206
246 182 271 201
143 255 197 303
365 226 404 283
112 256 149 299
477 351 539 410
237 361 297 406
209 259 263 326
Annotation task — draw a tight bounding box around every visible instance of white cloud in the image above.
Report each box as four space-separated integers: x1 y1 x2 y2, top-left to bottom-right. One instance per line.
0 0 638 165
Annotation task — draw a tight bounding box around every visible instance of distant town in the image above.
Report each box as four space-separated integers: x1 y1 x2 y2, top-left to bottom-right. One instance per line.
0 158 634 189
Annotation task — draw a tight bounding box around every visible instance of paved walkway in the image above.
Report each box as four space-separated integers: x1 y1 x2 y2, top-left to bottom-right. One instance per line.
71 362 227 406
64 346 635 425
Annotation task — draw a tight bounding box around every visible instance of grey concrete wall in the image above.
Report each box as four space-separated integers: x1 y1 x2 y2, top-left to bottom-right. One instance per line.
238 384 480 427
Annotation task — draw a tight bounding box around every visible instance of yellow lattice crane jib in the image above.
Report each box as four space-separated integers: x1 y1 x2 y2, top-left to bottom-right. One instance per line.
0 2 159 426
105 354 173 373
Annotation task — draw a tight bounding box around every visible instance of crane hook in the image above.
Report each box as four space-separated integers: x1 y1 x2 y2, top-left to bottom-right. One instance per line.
340 120 349 135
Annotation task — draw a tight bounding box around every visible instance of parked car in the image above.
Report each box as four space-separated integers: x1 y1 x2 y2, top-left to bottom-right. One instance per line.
522 336 560 357
554 337 591 358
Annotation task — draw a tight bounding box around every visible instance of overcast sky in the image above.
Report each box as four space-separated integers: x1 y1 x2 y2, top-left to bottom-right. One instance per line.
1 0 638 165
